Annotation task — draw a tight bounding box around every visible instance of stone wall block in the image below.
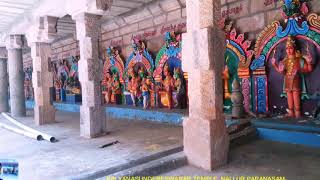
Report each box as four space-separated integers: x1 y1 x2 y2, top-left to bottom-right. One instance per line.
236 13 265 33
123 8 152 24
167 9 182 22
160 0 181 12
250 0 276 13
148 3 163 15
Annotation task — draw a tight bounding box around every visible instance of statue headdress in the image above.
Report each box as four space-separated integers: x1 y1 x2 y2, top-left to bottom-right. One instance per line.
286 36 296 48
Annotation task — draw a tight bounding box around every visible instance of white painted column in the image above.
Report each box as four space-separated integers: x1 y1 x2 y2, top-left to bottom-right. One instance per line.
6 35 26 117
0 47 9 112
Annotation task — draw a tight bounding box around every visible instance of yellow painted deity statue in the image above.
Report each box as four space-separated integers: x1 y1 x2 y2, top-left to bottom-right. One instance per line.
162 64 174 109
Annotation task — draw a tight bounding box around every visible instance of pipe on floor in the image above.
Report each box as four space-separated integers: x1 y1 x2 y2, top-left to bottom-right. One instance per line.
1 113 56 143
0 122 42 141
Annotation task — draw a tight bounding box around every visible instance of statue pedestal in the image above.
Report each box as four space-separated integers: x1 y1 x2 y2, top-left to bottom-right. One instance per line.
60 89 66 102
66 94 82 104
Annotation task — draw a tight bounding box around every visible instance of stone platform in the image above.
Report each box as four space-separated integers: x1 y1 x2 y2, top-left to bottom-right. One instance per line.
25 100 187 125
251 118 320 148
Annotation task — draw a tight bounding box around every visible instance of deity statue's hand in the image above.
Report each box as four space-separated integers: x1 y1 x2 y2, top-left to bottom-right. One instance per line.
278 62 285 72
271 57 277 66
305 53 313 64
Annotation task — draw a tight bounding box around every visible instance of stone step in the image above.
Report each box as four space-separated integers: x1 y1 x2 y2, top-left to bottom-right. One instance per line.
99 152 187 179
70 146 183 180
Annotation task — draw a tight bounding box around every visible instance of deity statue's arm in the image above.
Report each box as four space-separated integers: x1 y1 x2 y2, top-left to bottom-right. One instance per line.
271 57 284 74
272 61 285 74
301 56 313 73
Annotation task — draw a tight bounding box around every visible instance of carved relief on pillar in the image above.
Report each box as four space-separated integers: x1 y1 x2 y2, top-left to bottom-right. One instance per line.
75 12 106 138
75 13 102 41
96 0 113 11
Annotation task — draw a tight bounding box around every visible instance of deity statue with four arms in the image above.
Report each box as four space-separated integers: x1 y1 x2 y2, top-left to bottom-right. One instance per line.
271 36 313 118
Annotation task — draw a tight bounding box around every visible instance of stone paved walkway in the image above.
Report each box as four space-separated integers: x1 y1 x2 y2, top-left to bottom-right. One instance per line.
0 110 182 180
162 140 320 180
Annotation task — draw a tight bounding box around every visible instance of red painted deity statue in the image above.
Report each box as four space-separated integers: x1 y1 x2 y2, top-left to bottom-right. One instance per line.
271 36 313 118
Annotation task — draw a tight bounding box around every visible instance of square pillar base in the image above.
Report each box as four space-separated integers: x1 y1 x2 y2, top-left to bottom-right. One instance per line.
80 106 106 138
34 105 56 125
183 117 229 170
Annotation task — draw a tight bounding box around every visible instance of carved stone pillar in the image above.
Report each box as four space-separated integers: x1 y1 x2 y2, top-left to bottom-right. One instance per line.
0 47 9 112
27 16 58 125
182 0 229 170
75 13 106 138
6 35 26 117
31 42 55 125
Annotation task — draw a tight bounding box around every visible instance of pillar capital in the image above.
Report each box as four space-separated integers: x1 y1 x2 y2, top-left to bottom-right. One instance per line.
74 12 102 40
6 35 24 50
26 15 58 45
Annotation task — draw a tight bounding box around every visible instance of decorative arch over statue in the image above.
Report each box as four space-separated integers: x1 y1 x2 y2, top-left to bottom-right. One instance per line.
251 0 320 116
154 32 188 109
222 22 254 113
101 47 125 104
124 39 154 106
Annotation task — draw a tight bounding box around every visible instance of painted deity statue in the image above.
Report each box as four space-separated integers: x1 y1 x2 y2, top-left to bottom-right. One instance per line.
127 68 141 106
69 56 79 79
65 57 81 95
102 73 113 104
162 64 175 109
111 73 122 104
173 68 186 109
141 78 151 109
271 36 313 118
57 60 70 87
24 67 33 100
222 64 231 99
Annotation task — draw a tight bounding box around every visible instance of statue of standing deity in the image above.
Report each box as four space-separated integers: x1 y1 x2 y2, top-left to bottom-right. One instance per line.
162 64 175 109
111 73 122 104
69 56 79 79
141 78 151 109
127 68 141 107
271 36 313 118
57 60 70 87
103 73 113 104
173 68 186 109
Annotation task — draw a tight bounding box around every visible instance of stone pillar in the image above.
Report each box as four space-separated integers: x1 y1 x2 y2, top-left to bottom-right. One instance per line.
75 13 106 138
0 47 9 112
6 35 26 117
30 42 55 125
182 0 229 170
26 15 58 125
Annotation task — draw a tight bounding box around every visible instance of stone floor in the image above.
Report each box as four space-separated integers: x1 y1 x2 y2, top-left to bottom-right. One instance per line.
0 110 183 180
162 140 320 180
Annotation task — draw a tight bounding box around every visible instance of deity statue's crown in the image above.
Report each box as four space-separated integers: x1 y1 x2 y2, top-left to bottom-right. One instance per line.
286 36 296 48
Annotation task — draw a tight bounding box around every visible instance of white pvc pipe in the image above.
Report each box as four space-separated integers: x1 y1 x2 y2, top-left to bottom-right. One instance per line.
2 113 56 143
0 122 42 141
